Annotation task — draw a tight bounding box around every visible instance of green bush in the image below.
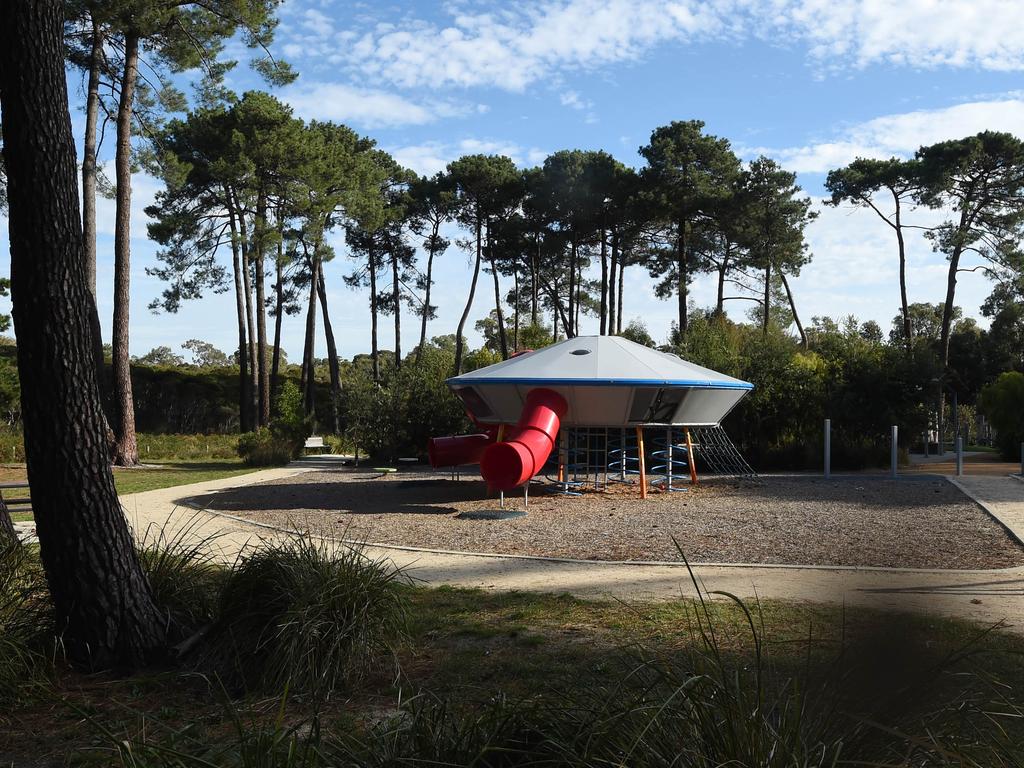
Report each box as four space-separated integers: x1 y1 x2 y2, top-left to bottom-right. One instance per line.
201 537 408 695
0 540 52 707
136 515 226 633
236 382 313 466
979 371 1024 460
236 427 298 467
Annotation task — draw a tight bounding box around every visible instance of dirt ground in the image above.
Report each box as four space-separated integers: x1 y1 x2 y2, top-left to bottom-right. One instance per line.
179 469 1024 570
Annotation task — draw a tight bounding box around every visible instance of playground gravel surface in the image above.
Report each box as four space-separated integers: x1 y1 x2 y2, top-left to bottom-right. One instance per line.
181 470 1024 570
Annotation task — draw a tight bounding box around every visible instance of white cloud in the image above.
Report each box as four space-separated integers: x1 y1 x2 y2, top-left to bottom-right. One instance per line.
280 82 474 129
388 139 548 176
742 96 1024 172
306 0 1024 94
772 0 1024 73
345 0 728 91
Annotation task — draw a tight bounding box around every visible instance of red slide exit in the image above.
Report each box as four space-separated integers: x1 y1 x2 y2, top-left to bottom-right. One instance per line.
480 388 567 491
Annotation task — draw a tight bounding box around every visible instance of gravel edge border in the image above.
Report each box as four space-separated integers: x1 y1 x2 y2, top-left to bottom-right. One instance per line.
177 494 1024 577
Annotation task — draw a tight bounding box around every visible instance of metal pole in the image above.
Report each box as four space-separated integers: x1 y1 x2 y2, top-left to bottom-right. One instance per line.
1020 442 1023 477
891 425 898 479
824 418 831 479
665 427 673 491
524 481 529 509
956 437 963 477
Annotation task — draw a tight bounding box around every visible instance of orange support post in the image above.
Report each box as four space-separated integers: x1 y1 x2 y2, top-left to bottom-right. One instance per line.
636 426 647 499
685 428 698 485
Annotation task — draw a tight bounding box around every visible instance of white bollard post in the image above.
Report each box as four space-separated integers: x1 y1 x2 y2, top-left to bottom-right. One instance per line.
824 419 831 479
956 437 964 477
891 426 898 479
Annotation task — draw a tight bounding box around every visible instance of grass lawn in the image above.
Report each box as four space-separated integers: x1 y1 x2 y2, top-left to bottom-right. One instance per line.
3 586 1023 763
0 459 259 522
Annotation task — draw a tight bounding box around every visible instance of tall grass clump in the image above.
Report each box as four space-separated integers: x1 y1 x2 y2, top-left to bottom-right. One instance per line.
203 536 408 695
333 694 550 767
136 514 226 633
0 537 53 707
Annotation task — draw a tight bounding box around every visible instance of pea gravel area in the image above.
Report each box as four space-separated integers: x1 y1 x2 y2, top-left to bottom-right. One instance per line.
181 470 1024 570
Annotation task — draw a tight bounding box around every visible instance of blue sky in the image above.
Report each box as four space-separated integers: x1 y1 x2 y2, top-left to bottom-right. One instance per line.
4 0 1024 361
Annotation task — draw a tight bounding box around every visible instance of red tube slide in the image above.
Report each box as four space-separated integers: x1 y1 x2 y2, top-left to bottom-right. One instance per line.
428 421 500 468
480 388 567 491
428 432 493 467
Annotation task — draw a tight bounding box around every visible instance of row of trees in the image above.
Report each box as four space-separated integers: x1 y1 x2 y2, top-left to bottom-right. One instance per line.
148 108 821 435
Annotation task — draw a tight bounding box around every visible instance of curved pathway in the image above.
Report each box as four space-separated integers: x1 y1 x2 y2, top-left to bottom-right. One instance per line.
120 458 1024 633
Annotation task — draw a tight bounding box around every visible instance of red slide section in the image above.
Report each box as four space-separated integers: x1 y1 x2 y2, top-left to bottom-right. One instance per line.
427 432 493 468
480 388 568 491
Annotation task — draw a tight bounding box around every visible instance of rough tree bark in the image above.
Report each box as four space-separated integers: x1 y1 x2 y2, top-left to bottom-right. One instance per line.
453 217 482 375
226 191 251 432
391 246 402 369
617 259 625 334
368 244 380 383
81 17 103 300
0 0 167 666
254 191 270 426
316 263 342 434
779 271 807 348
416 225 438 364
271 246 284 410
300 251 318 418
237 207 260 427
608 232 618 335
599 226 608 335
111 33 140 466
676 223 688 337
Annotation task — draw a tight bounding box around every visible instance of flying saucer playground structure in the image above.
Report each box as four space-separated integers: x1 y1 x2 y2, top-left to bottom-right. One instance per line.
427 336 756 500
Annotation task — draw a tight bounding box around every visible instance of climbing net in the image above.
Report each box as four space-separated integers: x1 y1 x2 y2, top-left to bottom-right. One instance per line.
538 424 757 494
688 425 760 481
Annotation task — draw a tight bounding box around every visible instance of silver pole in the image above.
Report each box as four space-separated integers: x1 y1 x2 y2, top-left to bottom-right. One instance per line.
956 437 964 477
666 427 673 491
824 418 831 479
499 490 504 509
891 425 898 479
524 481 529 509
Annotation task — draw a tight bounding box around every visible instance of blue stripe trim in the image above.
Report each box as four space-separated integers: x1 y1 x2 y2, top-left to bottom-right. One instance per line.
446 377 754 390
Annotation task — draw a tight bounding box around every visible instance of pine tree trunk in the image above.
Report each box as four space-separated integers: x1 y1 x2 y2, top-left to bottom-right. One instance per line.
779 271 807 348
238 211 259 427
617 260 625 334
254 191 270 426
416 229 437 364
567 243 576 337
716 243 729 316
512 265 519 351
81 17 112 443
301 253 318 418
369 245 380 383
226 195 250 432
391 248 401 369
0 499 14 542
0 0 167 666
676 223 688 337
81 17 102 300
893 192 912 350
599 227 607 335
453 218 482 375
607 231 617 335
316 263 342 435
111 33 140 467
271 230 284 410
488 244 508 358
762 260 771 336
